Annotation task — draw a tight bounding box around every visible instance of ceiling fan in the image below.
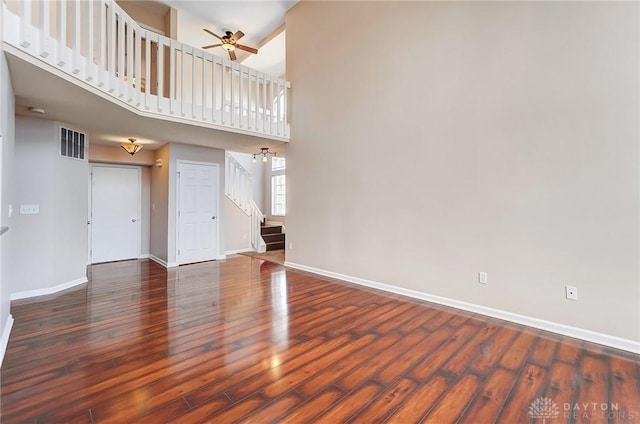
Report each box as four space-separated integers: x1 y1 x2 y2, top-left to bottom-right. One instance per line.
202 29 258 61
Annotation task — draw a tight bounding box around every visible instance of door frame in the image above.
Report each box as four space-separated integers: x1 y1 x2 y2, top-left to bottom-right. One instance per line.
88 164 142 264
175 160 221 265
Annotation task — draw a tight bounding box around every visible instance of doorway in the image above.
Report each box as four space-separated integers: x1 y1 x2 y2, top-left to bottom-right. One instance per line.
89 165 141 264
177 161 219 264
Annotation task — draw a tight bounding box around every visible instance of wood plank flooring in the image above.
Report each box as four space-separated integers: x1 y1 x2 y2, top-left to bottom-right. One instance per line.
1 257 639 423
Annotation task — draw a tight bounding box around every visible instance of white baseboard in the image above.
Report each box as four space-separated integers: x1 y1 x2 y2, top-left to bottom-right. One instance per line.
284 261 640 354
225 248 254 255
10 277 88 301
0 314 14 368
149 255 177 268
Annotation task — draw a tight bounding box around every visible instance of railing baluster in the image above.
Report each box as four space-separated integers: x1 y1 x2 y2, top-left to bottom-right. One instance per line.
230 63 235 127
107 1 116 92
144 35 151 110
157 39 164 112
85 0 94 80
56 0 66 65
116 12 125 95
284 82 289 138
221 60 226 125
72 0 81 74
247 70 252 130
261 74 267 133
134 28 141 106
268 76 272 134
275 80 280 136
19 0 31 48
254 72 259 131
239 66 244 129
39 0 49 57
191 49 197 119
169 41 176 114
126 17 134 101
211 56 216 122
98 0 106 86
201 55 206 121
180 46 185 116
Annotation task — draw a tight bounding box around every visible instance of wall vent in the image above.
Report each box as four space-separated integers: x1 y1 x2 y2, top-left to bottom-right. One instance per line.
60 127 86 160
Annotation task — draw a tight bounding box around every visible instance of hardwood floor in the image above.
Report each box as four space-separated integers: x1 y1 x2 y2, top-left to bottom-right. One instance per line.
1 257 639 423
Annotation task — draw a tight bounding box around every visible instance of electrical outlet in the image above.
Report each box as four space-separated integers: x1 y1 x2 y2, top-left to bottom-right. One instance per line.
19 204 39 215
566 285 578 301
289 242 293 250
478 271 488 284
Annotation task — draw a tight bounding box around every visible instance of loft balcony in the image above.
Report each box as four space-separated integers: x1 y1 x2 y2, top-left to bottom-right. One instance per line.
2 0 291 142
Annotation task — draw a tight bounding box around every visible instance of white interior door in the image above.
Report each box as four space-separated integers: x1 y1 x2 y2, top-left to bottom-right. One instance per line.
90 165 140 263
178 162 219 264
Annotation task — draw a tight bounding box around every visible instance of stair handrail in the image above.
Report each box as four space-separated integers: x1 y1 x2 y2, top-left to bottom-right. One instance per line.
225 153 252 215
250 199 267 253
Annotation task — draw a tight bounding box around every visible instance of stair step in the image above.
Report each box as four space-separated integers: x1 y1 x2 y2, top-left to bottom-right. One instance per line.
261 225 283 235
262 233 285 243
266 241 285 251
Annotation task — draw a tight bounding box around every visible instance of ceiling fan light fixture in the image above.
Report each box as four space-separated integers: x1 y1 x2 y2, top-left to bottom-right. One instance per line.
222 43 236 52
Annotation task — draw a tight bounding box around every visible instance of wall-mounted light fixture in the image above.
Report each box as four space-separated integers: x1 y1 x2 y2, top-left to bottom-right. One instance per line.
252 147 277 163
122 138 143 155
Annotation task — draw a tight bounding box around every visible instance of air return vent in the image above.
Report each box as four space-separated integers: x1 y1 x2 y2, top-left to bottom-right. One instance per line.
59 127 86 160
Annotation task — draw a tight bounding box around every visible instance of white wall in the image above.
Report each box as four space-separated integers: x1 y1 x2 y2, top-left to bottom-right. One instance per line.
11 117 88 293
286 2 639 342
224 197 250 253
0 51 16 341
150 144 170 263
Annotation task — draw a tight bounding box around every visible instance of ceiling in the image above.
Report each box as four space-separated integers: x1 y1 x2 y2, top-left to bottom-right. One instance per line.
10 0 297 154
164 0 297 76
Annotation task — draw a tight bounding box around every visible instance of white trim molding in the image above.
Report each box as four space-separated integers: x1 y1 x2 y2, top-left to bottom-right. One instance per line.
0 314 14 368
284 262 640 355
10 277 88 301
225 248 254 256
149 255 177 268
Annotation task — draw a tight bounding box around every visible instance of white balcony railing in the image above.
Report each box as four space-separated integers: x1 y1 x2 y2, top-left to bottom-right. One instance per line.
2 0 290 141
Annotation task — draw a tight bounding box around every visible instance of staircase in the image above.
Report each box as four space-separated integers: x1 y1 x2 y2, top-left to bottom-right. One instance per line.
261 224 285 251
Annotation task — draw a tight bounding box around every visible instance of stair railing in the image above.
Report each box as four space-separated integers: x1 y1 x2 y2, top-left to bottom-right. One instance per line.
225 154 252 215
250 200 266 253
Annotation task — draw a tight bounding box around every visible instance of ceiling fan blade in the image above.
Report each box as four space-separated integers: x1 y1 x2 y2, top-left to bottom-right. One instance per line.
236 44 258 54
229 50 237 61
202 44 222 49
203 28 222 40
230 30 245 43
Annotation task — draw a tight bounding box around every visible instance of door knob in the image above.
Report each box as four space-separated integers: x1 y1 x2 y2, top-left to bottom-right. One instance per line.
212 216 216 220
132 218 137 222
